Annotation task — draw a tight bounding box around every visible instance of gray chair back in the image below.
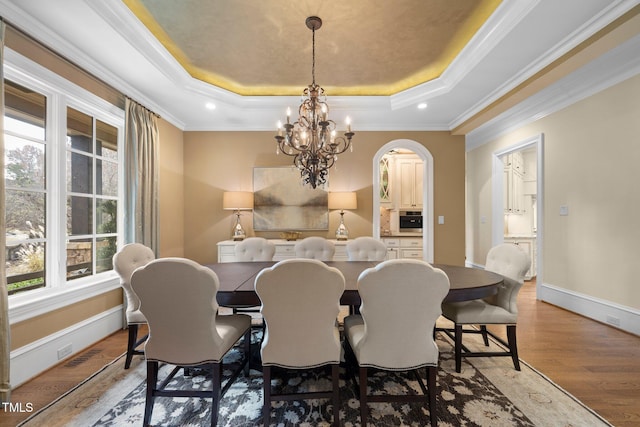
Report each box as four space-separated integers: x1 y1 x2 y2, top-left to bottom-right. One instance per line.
255 258 344 368
485 243 531 314
113 243 155 324
294 236 335 261
350 259 449 369
346 236 387 261
234 237 275 261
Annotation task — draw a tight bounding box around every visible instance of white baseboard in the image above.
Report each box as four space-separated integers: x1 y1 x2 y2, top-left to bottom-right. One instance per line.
539 283 640 336
462 263 639 336
10 306 124 388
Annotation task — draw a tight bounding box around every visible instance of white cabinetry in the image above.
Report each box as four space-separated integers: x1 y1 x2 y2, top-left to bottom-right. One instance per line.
379 155 393 207
398 157 423 209
504 236 536 280
503 152 525 215
217 239 349 262
378 154 423 210
381 237 423 260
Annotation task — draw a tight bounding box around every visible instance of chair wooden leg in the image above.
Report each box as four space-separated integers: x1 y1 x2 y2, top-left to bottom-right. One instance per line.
427 366 437 427
125 324 138 369
480 325 490 346
331 364 340 427
507 325 521 371
143 361 157 426
211 362 221 427
359 366 368 427
243 328 251 376
454 324 463 373
263 366 271 427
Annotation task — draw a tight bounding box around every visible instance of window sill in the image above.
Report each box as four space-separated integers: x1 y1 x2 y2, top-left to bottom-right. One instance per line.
8 272 121 324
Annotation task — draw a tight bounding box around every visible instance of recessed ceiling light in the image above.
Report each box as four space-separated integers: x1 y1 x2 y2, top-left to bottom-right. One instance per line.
205 102 216 110
417 103 428 109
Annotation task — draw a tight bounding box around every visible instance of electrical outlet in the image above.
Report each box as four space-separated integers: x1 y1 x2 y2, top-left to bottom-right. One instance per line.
605 315 620 327
57 343 73 360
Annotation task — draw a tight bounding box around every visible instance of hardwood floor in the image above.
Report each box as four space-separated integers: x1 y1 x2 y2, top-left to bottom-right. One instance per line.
489 279 640 426
4 280 640 426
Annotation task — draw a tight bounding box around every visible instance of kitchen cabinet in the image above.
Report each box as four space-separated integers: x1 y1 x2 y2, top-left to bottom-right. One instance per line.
503 152 525 215
504 236 536 280
379 155 393 207
398 157 423 209
382 237 423 260
378 153 423 210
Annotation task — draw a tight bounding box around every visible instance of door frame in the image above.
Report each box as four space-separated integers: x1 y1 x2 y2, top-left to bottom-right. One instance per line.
492 133 544 295
373 139 434 262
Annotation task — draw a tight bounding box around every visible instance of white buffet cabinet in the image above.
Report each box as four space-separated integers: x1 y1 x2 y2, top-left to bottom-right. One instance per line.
217 239 350 263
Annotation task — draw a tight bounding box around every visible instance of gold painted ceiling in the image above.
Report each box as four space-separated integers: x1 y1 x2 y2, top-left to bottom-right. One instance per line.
124 0 501 96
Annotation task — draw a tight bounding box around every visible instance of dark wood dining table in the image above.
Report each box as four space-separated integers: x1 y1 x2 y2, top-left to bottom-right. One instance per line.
208 261 504 307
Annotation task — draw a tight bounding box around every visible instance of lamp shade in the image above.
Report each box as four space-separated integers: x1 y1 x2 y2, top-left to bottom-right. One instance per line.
223 191 253 210
328 192 357 210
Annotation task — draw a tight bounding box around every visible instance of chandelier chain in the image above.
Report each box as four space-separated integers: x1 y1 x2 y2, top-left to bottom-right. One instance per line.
311 26 316 86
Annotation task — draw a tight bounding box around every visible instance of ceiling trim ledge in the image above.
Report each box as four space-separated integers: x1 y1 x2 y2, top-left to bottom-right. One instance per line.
465 34 640 151
389 0 539 111
452 0 640 130
0 0 186 129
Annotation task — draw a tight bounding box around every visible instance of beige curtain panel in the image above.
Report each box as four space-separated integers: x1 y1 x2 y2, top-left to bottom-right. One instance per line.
0 18 12 403
124 98 159 253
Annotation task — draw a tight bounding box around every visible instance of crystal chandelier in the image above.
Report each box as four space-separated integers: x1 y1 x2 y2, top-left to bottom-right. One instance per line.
275 16 354 189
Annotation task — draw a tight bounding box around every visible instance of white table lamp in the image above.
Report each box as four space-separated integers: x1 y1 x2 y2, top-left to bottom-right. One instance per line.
223 191 253 240
328 192 357 240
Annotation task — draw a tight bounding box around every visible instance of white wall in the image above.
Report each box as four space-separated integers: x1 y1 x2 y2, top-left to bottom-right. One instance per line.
466 74 640 335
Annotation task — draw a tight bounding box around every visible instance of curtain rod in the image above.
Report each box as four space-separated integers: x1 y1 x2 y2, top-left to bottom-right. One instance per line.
125 96 161 119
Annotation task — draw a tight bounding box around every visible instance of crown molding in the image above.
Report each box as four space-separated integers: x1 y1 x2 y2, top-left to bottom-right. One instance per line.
0 0 185 128
453 0 640 130
465 34 640 150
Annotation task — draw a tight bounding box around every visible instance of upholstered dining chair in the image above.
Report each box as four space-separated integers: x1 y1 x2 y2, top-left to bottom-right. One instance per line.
255 258 345 427
112 243 155 369
234 237 276 262
131 257 251 427
294 236 336 261
344 237 387 314
343 259 449 427
441 243 531 373
346 236 387 261
226 237 276 322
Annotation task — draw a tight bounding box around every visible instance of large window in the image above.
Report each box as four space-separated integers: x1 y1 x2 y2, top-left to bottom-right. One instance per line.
66 107 119 280
4 80 47 294
4 70 123 297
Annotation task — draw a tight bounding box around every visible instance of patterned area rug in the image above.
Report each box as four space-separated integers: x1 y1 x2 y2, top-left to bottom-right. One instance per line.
19 326 611 427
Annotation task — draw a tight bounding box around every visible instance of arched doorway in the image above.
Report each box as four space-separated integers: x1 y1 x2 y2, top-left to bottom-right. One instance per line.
373 139 434 262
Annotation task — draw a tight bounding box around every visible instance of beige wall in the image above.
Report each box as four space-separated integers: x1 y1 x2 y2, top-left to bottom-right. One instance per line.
466 73 640 310
10 118 183 352
9 289 122 351
158 118 185 257
182 131 466 265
